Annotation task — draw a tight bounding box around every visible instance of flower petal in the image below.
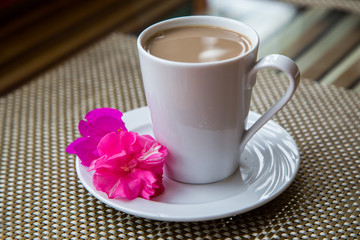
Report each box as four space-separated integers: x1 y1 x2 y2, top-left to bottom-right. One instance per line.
65 137 86 154
73 137 99 166
92 168 122 197
85 108 127 133
114 178 141 200
93 168 142 200
66 108 128 166
137 142 167 174
85 108 124 122
97 132 125 157
78 120 103 140
89 152 127 172
92 116 127 134
90 125 167 200
132 169 164 199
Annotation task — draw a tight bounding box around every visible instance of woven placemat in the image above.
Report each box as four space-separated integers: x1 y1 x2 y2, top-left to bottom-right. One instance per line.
281 0 360 14
1 33 359 239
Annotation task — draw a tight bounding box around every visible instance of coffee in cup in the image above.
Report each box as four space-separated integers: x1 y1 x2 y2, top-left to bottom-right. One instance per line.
143 25 252 63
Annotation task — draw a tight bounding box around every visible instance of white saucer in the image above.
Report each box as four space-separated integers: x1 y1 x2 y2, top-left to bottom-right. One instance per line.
76 107 300 222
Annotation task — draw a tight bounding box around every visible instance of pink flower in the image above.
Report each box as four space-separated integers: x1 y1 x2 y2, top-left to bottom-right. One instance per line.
66 108 127 166
89 131 167 200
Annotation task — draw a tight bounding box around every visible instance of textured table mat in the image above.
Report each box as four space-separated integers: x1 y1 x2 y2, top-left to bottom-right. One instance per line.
1 33 359 239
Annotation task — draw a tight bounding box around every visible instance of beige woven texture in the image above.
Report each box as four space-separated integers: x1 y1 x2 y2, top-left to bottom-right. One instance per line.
1 33 359 239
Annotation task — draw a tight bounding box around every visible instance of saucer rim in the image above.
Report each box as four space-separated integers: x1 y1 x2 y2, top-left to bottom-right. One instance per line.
75 107 300 222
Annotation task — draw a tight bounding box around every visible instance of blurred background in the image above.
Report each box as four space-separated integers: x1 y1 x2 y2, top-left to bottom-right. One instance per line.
0 0 359 94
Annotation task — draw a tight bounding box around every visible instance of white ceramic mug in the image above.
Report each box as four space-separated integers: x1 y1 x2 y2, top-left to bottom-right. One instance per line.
137 16 300 184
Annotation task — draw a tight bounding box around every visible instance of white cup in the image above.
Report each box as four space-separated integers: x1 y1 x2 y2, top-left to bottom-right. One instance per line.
137 16 300 184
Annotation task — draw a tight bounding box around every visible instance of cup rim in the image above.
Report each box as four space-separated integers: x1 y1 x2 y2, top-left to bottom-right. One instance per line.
137 15 260 66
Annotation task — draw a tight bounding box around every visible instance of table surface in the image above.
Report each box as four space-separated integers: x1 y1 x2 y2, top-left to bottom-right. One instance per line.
1 29 359 239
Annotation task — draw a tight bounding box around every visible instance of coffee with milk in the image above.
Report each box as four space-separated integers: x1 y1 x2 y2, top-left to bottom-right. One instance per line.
144 25 252 63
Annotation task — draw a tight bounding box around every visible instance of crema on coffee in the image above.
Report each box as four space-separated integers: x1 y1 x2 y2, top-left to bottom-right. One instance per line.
144 25 252 63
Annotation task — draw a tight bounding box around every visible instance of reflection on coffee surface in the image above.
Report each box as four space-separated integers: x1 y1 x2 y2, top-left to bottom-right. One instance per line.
144 26 252 63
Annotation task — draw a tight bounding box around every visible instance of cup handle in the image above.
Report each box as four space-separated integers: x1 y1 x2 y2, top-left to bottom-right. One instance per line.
240 54 300 153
